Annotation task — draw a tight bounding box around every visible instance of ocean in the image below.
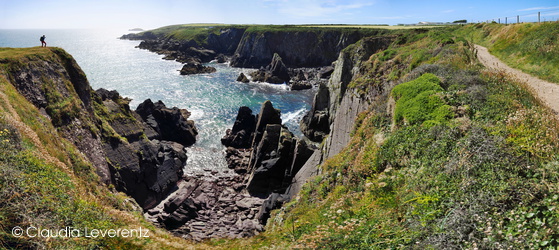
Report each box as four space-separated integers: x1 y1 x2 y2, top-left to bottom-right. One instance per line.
0 29 315 174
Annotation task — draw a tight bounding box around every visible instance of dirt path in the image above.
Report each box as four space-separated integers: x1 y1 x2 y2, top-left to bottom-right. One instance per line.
474 44 559 115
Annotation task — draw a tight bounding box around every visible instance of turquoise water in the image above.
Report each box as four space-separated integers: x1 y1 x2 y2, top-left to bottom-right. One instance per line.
0 29 315 173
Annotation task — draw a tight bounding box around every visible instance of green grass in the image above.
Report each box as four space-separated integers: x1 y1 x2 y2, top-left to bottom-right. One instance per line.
137 23 431 44
392 73 454 127
456 22 559 83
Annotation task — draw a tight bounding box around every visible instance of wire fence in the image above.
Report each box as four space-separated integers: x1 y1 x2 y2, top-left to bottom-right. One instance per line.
477 6 559 24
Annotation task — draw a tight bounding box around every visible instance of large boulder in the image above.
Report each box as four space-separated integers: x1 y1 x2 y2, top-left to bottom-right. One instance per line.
136 99 198 146
236 73 250 83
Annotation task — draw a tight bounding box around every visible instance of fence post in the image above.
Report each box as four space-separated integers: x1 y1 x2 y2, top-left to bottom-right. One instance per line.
517 15 519 24
498 18 500 24
505 17 507 25
538 12 541 23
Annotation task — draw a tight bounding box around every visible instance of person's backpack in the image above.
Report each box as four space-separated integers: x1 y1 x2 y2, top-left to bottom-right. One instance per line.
40 36 44 41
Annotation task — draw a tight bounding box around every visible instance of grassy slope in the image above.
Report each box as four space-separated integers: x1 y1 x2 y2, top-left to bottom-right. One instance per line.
456 22 559 84
212 27 559 249
0 47 203 249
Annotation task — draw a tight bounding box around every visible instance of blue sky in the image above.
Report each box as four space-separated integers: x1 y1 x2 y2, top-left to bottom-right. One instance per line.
1 0 558 29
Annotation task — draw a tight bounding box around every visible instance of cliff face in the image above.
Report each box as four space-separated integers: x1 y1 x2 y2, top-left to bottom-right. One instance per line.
1 47 197 210
293 36 394 195
230 30 363 68
6 48 112 183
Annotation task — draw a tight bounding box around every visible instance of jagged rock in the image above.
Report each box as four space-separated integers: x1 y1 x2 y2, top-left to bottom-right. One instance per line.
224 147 251 174
222 106 256 148
163 199 198 229
268 53 290 83
249 54 291 84
179 63 217 75
301 83 330 142
222 101 313 196
286 150 322 199
253 100 282 145
95 89 146 142
288 138 316 178
95 88 120 101
236 73 250 83
136 99 198 146
247 125 296 195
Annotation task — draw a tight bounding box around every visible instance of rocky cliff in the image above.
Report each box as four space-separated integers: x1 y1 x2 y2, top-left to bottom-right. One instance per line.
230 29 364 68
293 36 394 195
2 47 197 210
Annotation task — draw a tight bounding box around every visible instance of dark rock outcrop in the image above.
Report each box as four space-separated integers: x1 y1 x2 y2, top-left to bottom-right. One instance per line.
250 53 291 84
105 138 187 210
136 99 198 147
179 63 217 75
221 106 256 148
222 101 314 197
95 93 197 210
300 83 330 142
236 73 250 83
122 28 246 65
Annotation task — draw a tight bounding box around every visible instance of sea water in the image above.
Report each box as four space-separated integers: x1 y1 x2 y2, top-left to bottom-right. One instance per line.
0 29 315 174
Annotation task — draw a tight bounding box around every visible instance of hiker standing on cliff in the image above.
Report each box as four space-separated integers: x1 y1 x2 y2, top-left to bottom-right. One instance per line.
40 35 46 47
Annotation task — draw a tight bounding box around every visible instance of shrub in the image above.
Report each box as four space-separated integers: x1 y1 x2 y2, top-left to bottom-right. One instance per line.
392 73 454 126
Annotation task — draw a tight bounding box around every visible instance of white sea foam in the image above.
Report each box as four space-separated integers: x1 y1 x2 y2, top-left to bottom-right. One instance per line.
282 108 307 124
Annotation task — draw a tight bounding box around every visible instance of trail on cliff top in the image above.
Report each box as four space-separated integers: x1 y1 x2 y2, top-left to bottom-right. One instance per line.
474 44 559 115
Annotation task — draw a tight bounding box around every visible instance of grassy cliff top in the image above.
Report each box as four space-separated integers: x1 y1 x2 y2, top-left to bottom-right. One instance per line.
0 47 58 59
136 23 435 43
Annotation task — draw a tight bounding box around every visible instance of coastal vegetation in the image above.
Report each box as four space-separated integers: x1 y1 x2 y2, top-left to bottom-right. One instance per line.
2 22 559 249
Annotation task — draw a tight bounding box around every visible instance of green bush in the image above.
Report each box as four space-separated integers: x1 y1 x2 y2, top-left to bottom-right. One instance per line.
392 73 454 126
